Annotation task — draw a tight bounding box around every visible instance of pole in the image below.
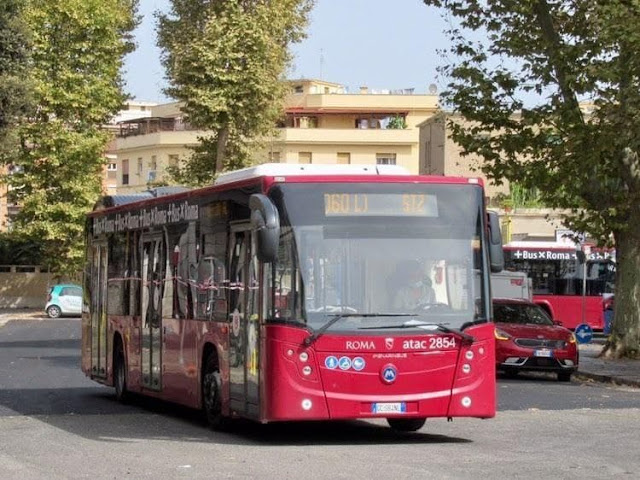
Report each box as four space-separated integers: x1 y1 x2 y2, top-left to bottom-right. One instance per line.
581 258 587 326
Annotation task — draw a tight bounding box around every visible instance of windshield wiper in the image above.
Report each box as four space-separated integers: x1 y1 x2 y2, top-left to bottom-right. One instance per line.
304 313 414 347
361 320 475 345
460 316 487 330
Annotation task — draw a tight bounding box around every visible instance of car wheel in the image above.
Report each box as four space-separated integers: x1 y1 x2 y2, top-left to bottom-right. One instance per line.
387 417 426 432
202 354 230 430
114 341 129 403
46 305 62 318
557 372 572 382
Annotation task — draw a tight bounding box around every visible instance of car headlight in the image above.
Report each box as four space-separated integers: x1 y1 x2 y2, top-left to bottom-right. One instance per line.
495 328 511 341
568 333 577 344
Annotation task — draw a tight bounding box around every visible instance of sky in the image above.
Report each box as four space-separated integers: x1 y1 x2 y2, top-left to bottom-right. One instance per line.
123 0 451 103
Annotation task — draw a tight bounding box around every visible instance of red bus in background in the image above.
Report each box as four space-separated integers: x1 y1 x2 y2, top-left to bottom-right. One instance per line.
82 164 503 432
503 241 615 331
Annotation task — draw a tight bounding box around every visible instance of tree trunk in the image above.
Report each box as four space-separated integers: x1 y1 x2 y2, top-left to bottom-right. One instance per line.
601 215 640 359
215 125 230 174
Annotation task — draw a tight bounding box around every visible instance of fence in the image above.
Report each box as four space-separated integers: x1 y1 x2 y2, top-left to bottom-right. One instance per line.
0 266 77 308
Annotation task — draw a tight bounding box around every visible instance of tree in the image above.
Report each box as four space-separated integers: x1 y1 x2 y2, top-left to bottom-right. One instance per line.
6 0 139 276
0 0 33 158
157 0 314 185
423 0 640 358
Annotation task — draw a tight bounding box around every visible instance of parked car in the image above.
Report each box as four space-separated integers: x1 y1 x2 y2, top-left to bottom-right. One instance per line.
45 284 82 318
493 297 578 381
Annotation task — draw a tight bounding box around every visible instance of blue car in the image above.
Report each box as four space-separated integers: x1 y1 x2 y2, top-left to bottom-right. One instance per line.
45 284 82 318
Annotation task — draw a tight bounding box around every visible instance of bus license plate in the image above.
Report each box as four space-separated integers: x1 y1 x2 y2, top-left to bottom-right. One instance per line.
371 402 406 414
534 349 553 358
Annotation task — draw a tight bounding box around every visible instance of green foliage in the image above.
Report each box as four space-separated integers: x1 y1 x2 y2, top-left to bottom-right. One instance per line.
157 0 314 184
387 115 407 129
495 183 543 209
4 0 139 276
0 233 43 266
424 0 640 242
0 0 33 158
424 0 640 357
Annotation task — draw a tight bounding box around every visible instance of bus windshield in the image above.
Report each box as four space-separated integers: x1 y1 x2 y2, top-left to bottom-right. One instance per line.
267 182 488 331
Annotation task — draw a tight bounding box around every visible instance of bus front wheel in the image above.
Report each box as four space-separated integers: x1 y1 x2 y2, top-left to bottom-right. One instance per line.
387 417 426 432
202 355 229 430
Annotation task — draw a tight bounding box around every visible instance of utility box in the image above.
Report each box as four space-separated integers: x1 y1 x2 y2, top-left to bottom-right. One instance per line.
491 270 532 301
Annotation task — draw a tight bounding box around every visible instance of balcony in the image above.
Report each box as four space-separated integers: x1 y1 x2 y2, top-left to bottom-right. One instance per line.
275 127 417 145
286 93 438 113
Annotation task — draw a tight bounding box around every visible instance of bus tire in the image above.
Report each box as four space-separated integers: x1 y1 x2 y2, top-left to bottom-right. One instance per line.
557 372 572 382
387 417 426 432
114 339 129 403
202 354 230 430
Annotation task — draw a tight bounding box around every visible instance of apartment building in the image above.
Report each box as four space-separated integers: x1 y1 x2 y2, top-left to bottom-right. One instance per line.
112 79 440 193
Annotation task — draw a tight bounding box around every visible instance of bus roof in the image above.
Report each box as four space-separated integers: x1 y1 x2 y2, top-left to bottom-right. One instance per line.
213 163 411 186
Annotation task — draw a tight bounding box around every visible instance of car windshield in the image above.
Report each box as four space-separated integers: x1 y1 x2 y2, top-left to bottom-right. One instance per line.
493 303 554 326
266 182 490 331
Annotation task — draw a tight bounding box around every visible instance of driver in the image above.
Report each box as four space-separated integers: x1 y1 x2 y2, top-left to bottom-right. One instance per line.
392 260 436 311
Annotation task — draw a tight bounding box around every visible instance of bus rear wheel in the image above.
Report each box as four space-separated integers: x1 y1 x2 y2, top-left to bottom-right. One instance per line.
387 417 426 432
202 355 229 430
114 340 129 403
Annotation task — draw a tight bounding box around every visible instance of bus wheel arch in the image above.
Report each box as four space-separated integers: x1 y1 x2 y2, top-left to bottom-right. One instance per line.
113 333 129 403
201 344 229 429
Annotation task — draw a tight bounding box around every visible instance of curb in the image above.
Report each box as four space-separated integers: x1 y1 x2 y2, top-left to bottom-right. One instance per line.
575 371 640 389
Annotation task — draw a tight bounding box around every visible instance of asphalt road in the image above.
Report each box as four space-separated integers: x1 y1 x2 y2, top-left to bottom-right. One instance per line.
1 318 639 479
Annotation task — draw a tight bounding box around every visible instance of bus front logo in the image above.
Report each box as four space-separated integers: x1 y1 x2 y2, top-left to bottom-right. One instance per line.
381 364 397 384
385 338 394 349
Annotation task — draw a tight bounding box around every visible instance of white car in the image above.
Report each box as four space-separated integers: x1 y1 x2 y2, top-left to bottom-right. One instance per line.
45 284 82 318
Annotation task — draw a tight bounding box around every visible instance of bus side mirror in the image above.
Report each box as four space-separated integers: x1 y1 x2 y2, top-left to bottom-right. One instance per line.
250 194 280 263
487 210 504 273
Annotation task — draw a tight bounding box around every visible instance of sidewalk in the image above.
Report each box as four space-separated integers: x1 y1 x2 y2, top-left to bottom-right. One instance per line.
0 308 46 327
577 340 640 388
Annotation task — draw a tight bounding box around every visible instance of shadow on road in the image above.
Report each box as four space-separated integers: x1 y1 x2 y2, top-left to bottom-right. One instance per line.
0 386 473 446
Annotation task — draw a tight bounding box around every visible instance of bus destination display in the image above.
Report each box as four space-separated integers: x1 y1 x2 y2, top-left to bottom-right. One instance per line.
324 193 438 217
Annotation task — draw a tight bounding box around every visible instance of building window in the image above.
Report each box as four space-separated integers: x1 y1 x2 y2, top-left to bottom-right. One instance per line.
107 163 117 171
376 153 396 165
337 152 350 165
150 155 157 171
168 155 179 168
293 116 317 128
269 151 281 162
122 159 129 185
356 116 383 129
294 85 304 94
137 157 143 175
298 152 312 164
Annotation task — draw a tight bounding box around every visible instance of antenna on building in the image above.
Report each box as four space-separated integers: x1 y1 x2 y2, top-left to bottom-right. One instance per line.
320 48 324 79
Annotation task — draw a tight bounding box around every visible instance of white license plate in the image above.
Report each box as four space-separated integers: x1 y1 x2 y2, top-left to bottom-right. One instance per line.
534 349 553 358
371 402 406 414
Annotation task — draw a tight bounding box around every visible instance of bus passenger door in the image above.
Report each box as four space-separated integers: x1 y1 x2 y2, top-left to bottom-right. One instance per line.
90 243 108 379
140 234 165 391
228 227 261 418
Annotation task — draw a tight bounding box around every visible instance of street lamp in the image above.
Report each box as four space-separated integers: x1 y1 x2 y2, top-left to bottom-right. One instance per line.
575 243 588 326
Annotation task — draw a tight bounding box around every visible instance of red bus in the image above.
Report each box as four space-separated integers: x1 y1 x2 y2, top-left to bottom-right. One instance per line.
503 241 615 331
81 164 503 432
